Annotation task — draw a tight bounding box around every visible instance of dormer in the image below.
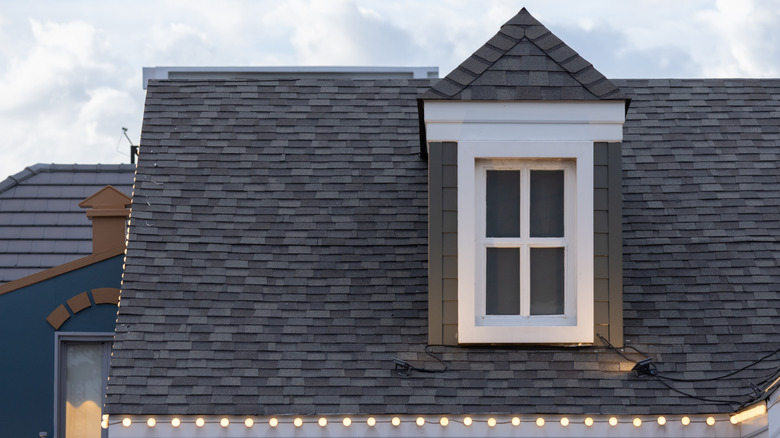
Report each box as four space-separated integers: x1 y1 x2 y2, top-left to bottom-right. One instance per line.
422 8 628 346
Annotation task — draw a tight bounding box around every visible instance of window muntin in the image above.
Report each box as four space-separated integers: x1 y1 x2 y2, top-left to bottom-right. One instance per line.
477 160 574 322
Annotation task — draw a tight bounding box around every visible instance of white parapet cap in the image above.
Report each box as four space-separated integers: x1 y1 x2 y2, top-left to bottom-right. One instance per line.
107 413 753 438
142 66 439 88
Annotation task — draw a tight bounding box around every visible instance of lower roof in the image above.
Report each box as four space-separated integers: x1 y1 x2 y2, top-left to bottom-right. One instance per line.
0 163 135 284
105 78 780 416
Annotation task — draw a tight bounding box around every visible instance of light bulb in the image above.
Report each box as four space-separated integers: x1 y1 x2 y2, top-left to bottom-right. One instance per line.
318 418 327 427
122 418 132 428
440 417 449 426
463 417 472 426
536 418 545 427
269 418 278 427
633 418 642 427
488 418 497 427
367 417 376 427
511 417 520 426
343 417 352 427
392 417 401 427
195 418 205 427
707 417 715 426
682 416 690 426
294 418 303 427
147 418 156 427
585 417 594 427
171 418 181 427
245 418 254 428
560 417 569 427
609 417 618 426
220 418 229 428
657 416 666 426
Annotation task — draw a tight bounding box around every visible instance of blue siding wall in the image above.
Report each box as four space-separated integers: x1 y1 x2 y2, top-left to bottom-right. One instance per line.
0 255 122 438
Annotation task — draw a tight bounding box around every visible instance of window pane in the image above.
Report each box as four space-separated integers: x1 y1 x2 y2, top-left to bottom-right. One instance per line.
530 170 564 237
486 248 520 315
530 248 564 315
486 170 520 237
65 343 104 438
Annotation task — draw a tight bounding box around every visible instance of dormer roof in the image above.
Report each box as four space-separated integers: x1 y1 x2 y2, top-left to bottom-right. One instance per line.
421 8 626 101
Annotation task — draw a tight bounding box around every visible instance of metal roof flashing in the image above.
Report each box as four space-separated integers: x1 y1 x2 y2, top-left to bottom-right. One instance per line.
142 66 439 89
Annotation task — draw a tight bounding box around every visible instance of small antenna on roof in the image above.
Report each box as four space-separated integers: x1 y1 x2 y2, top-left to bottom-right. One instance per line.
122 127 139 164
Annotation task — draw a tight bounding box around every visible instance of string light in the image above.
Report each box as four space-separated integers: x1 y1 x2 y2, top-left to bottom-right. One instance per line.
101 415 109 429
120 414 743 430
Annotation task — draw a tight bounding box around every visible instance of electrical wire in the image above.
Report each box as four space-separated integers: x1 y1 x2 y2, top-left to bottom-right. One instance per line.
597 334 780 409
392 345 448 376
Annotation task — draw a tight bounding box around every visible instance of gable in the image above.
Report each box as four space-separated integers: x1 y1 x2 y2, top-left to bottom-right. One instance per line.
421 8 625 101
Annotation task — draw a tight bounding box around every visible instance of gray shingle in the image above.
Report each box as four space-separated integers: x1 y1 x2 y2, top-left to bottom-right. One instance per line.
106 77 780 418
420 8 626 102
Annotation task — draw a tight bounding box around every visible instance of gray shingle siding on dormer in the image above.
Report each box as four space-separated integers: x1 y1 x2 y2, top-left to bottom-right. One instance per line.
428 141 624 346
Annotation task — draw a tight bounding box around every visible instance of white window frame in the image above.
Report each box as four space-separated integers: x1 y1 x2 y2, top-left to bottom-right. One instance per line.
458 141 593 344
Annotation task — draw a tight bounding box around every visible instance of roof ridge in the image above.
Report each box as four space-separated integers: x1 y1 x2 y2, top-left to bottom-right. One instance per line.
0 164 46 194
0 163 137 195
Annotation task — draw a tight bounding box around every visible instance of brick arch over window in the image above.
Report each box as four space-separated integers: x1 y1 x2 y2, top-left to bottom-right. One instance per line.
46 288 120 330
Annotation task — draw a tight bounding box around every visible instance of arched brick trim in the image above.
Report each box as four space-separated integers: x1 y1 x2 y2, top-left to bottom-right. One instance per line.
91 288 120 305
67 291 91 313
45 288 120 329
46 305 70 330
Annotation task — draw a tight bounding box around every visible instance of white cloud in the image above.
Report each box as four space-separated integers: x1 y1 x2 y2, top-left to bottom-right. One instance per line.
0 20 110 111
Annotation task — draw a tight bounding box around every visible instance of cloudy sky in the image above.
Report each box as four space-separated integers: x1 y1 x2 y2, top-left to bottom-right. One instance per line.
1 0 778 181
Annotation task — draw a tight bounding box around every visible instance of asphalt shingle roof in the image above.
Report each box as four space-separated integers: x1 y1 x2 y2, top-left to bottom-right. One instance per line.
105 77 780 417
421 8 626 101
0 164 135 284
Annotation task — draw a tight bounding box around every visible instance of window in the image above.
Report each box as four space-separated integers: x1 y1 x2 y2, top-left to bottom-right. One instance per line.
55 333 113 438
458 142 593 344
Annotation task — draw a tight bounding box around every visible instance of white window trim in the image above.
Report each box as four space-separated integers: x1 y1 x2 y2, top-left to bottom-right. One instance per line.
457 141 593 344
54 332 114 438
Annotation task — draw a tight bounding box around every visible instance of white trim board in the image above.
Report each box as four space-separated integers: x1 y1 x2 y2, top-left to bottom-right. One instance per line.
424 101 626 145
